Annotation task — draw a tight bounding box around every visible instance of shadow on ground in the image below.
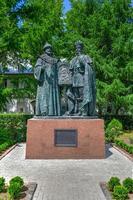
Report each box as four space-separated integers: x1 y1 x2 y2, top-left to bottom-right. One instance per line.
105 144 113 158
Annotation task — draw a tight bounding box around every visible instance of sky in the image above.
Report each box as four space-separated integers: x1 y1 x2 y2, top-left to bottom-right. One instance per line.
64 0 71 13
14 0 133 13
14 0 71 13
14 0 71 27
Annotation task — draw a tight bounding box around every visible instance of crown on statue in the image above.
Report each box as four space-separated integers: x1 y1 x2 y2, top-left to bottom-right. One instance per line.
75 40 84 48
43 42 52 50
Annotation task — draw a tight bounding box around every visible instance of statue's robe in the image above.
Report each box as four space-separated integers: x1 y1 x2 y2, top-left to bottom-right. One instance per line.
69 54 96 116
34 54 61 116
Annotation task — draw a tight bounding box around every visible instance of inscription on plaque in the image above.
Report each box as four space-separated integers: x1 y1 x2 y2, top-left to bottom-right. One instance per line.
55 129 77 147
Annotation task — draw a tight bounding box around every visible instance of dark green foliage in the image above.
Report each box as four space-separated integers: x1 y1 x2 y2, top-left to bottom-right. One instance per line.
0 113 33 153
115 139 133 154
108 177 121 191
102 115 133 130
8 182 22 199
0 0 21 64
0 88 10 112
0 128 12 144
105 119 123 142
0 0 132 116
112 185 129 200
9 176 24 188
0 0 63 111
0 0 64 65
0 76 12 112
0 113 33 143
0 127 15 153
0 141 14 153
8 176 24 199
0 177 5 193
123 178 133 193
66 0 133 115
17 0 64 63
0 75 36 112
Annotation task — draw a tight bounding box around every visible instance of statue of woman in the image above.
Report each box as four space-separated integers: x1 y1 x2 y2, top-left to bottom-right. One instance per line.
34 43 61 116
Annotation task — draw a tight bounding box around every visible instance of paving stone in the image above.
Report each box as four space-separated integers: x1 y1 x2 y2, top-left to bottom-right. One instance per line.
0 144 132 200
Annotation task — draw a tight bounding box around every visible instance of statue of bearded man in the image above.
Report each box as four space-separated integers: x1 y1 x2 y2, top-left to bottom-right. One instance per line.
66 41 96 116
34 43 61 116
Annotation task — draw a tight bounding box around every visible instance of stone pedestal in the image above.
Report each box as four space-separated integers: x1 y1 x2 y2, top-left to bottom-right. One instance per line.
26 118 105 159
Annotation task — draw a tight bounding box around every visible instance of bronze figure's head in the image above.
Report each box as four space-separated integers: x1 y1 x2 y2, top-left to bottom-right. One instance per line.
75 40 84 55
43 42 53 56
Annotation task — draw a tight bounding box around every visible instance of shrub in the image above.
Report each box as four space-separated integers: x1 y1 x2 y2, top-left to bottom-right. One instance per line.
123 177 133 193
108 177 121 191
8 182 22 199
127 146 133 154
115 139 133 155
9 176 24 188
105 119 123 142
8 176 24 199
102 115 133 130
0 141 13 153
0 128 15 153
0 129 11 145
0 177 5 192
112 185 128 200
0 113 32 143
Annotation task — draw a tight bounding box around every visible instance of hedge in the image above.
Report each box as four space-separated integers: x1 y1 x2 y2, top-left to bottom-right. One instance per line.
105 119 123 143
0 141 14 153
0 113 132 144
100 115 133 130
115 139 133 155
0 113 33 143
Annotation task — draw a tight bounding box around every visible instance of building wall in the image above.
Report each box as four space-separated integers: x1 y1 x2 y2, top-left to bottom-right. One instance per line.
6 98 35 114
3 77 35 114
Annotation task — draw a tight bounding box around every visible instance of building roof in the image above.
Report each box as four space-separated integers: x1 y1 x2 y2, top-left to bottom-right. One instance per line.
0 66 33 75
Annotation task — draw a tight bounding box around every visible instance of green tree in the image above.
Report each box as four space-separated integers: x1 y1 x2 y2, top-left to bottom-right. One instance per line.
0 0 64 111
18 0 64 64
64 0 133 115
0 0 132 115
0 76 12 111
0 0 64 65
0 0 21 66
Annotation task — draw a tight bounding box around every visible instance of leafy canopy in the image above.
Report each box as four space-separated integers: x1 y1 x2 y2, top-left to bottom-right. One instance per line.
0 0 132 115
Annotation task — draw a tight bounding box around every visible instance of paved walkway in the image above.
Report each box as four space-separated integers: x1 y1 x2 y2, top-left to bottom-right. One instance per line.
0 144 132 200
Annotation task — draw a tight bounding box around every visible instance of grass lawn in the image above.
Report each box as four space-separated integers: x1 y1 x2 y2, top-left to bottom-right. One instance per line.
117 130 133 145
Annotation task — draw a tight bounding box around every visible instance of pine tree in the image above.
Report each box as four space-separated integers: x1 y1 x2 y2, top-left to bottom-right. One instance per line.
0 0 21 66
0 0 132 115
0 0 64 65
0 0 64 110
64 0 133 115
18 0 64 64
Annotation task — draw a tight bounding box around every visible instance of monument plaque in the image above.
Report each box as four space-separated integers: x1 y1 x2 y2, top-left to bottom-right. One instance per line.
55 129 77 147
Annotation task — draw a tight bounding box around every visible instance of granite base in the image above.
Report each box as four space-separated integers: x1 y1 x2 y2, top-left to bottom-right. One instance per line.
26 118 105 159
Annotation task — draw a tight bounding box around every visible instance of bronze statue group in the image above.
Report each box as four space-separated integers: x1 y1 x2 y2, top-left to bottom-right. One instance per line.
34 41 96 117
